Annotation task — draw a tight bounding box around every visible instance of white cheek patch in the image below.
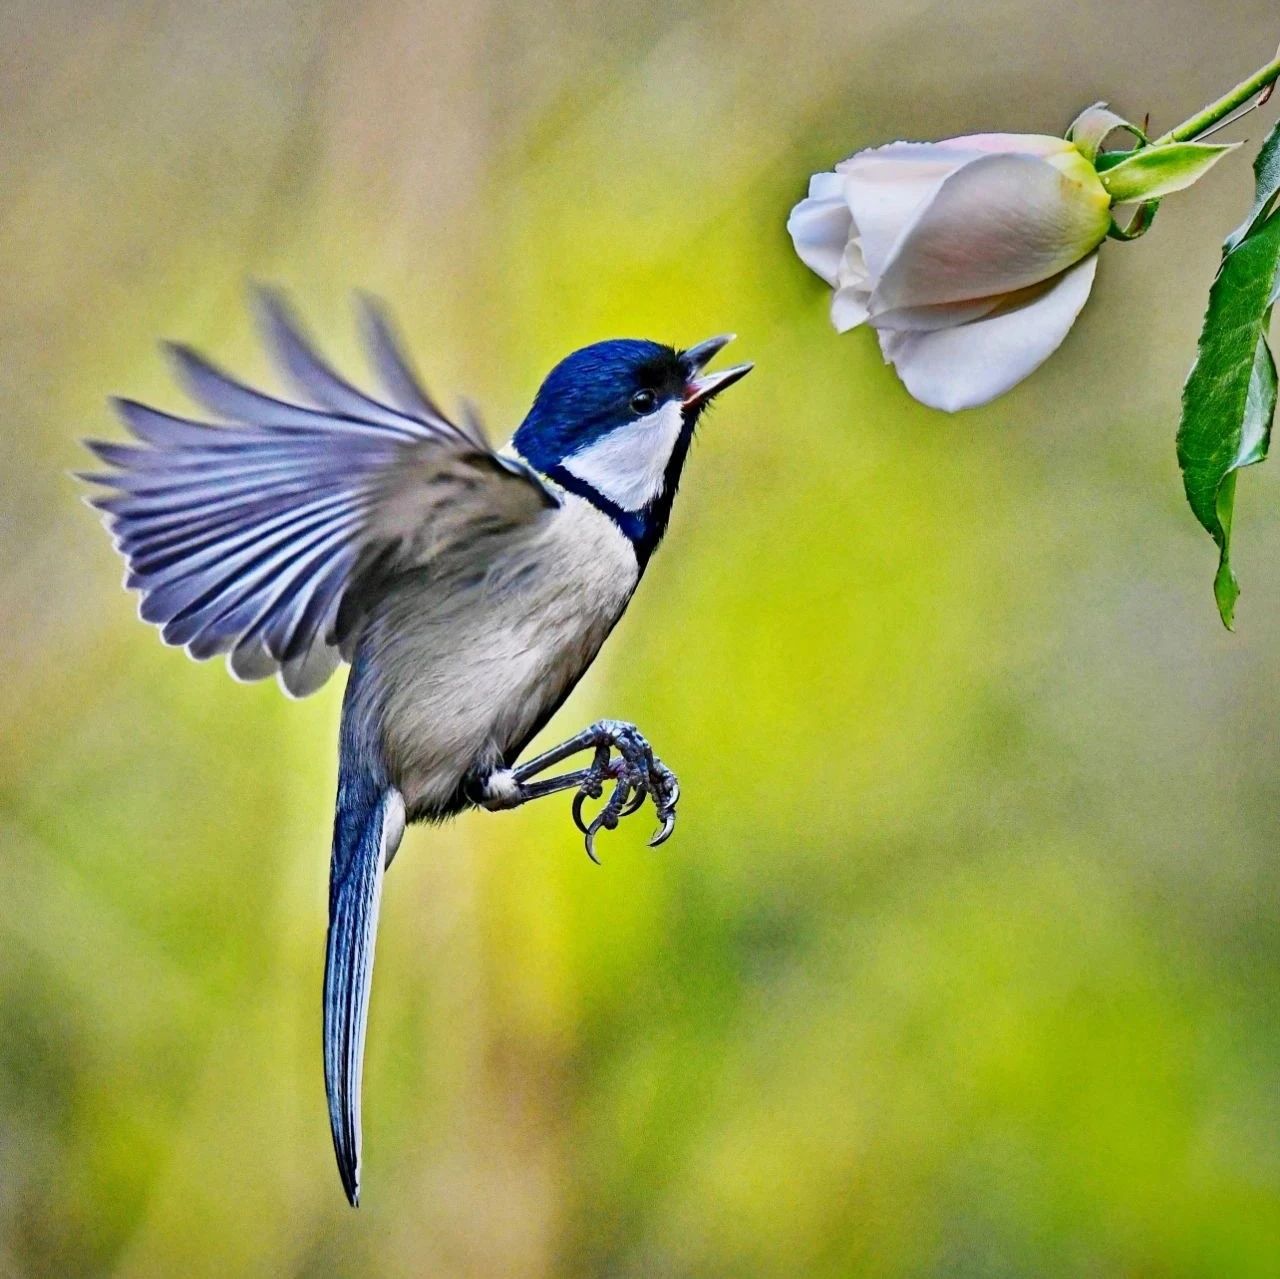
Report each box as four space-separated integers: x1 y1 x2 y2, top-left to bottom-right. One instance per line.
561 400 684 511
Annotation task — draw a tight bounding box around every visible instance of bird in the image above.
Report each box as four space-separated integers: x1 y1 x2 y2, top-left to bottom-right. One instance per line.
82 289 752 1206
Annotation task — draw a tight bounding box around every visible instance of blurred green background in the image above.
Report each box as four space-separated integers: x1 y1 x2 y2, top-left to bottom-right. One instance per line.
5 1 1280 1275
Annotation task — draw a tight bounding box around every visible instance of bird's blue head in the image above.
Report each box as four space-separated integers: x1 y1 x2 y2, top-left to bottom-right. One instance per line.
512 335 751 566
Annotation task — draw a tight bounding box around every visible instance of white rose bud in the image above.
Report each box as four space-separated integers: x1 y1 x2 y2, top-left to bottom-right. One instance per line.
788 134 1114 411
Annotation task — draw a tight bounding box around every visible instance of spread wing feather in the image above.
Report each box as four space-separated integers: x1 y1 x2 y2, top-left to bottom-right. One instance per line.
83 290 558 697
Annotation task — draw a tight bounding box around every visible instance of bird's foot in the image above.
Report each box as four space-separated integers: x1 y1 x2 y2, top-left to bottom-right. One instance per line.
485 719 679 863
566 723 680 863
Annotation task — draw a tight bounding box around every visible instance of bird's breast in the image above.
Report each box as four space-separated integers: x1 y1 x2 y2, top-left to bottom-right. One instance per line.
359 495 639 815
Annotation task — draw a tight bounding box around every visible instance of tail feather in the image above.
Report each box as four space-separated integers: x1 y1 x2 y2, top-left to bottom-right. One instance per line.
323 780 405 1207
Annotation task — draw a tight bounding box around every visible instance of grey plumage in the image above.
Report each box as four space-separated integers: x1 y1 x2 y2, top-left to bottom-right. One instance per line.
83 291 557 697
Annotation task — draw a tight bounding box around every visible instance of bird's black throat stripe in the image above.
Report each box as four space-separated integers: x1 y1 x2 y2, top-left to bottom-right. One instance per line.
543 463 648 542
542 440 691 572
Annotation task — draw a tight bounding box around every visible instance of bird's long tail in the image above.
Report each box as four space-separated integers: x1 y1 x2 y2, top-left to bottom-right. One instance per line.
324 762 405 1207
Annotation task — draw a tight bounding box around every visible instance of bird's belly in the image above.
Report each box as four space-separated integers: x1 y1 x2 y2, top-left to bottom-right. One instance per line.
368 497 639 816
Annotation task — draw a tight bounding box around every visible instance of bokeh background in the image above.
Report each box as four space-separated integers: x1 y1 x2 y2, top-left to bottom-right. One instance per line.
4 1 1280 1274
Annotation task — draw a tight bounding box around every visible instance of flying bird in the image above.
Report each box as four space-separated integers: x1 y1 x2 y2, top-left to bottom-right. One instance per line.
82 291 752 1205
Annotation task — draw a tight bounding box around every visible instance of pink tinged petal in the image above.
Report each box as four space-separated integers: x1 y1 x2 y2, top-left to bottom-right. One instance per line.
837 142 982 276
934 132 1076 158
870 153 1110 313
786 171 851 287
876 251 1099 412
837 137 1080 278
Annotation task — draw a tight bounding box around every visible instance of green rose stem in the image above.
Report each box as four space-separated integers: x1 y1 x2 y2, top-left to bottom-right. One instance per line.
1154 50 1280 144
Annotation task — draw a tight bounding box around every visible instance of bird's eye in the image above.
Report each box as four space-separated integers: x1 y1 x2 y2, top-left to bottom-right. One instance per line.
630 389 658 415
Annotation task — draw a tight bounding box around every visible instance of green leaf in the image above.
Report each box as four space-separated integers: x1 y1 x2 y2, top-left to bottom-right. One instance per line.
1093 148 1136 172
1224 117 1280 252
1100 141 1238 202
1177 212 1280 627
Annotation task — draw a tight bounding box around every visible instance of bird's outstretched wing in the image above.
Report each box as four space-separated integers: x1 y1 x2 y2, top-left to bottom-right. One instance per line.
82 290 559 697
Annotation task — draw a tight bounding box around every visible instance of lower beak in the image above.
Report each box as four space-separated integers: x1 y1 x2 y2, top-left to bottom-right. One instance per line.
682 334 753 407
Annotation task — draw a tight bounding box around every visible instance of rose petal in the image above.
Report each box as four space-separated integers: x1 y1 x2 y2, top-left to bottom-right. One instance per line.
832 291 870 331
935 133 1076 158
872 264 1091 333
867 293 1006 333
876 251 1099 411
830 237 871 331
870 153 1110 313
837 142 981 277
786 171 852 287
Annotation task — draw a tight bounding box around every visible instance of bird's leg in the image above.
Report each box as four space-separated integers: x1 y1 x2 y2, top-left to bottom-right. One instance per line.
478 719 679 863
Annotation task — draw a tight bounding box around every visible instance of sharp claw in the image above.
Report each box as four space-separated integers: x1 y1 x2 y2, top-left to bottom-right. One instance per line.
584 807 620 864
530 725 678 857
648 810 676 847
572 790 591 835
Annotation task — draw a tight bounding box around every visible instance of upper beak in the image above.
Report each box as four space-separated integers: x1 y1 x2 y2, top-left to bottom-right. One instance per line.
682 334 753 408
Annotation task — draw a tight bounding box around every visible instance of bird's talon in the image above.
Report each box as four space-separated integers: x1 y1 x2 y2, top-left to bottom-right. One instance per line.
572 790 592 835
583 804 621 863
522 721 680 856
648 810 677 847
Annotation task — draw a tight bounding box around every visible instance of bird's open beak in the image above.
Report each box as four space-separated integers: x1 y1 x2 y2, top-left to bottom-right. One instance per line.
682 334 753 408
